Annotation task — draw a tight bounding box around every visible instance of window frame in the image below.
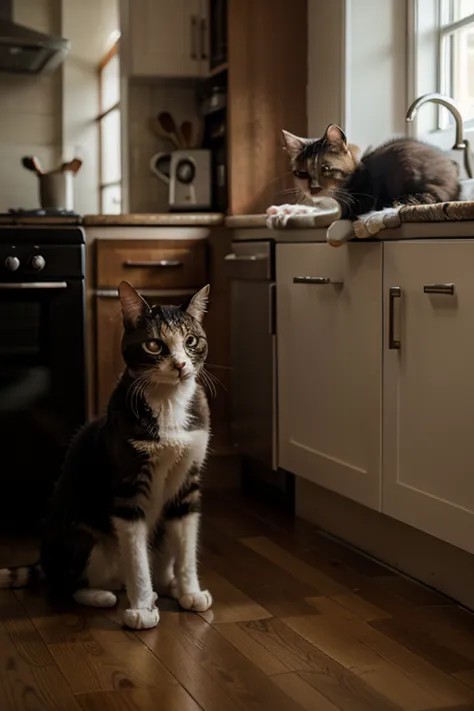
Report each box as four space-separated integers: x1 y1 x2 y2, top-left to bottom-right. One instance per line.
439 0 474 128
98 40 121 214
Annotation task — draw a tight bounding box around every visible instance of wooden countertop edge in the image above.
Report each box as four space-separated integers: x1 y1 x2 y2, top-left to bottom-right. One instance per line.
83 213 225 226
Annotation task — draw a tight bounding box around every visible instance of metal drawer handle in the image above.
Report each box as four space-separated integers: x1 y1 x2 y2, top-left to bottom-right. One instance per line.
96 288 194 299
293 276 343 285
423 283 455 295
224 253 266 262
123 260 183 268
0 281 67 290
389 286 401 350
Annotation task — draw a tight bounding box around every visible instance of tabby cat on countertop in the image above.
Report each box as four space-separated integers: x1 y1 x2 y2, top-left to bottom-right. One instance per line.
268 124 461 241
0 281 213 630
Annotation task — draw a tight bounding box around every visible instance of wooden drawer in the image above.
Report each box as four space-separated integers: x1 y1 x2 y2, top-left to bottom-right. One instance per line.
96 239 207 290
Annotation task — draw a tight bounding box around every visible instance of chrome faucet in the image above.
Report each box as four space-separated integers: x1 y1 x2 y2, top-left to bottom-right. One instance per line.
406 92 473 179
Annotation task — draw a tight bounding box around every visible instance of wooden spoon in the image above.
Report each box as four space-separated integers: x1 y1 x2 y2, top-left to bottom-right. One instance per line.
157 111 182 149
180 120 194 149
62 158 83 174
148 117 180 148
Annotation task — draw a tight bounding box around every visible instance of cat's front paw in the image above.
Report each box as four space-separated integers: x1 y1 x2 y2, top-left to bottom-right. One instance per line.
123 607 160 630
266 204 309 228
179 589 213 612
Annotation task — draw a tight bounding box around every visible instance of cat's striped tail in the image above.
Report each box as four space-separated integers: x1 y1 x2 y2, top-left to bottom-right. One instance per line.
0 563 43 589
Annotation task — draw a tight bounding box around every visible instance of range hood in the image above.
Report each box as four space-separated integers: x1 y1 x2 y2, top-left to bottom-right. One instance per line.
0 0 69 74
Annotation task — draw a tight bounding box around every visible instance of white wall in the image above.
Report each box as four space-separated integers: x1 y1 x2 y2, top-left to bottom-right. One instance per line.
307 0 408 151
346 0 407 151
307 0 345 137
0 0 62 211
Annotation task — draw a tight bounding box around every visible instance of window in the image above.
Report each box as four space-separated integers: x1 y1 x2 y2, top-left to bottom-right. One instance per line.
440 0 474 125
98 42 121 214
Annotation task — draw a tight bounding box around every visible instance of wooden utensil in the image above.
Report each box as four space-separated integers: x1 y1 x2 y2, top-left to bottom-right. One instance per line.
157 111 182 148
62 158 82 175
148 117 179 148
22 156 43 175
180 120 194 148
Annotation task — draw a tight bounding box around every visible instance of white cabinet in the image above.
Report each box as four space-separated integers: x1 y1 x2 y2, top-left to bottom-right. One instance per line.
383 241 474 554
127 0 209 78
277 243 383 511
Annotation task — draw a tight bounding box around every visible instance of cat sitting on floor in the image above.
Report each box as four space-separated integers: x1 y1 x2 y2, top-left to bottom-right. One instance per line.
0 282 213 630
268 124 460 243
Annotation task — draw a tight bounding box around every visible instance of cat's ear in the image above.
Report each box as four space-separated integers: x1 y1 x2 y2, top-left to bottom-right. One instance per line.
282 130 306 159
325 124 347 146
118 281 150 327
185 284 210 323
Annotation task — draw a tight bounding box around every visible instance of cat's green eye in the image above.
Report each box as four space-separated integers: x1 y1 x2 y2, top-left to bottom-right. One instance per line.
186 335 198 349
142 340 162 355
293 170 310 180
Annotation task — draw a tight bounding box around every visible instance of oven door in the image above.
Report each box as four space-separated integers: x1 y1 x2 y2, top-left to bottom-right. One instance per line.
0 280 86 527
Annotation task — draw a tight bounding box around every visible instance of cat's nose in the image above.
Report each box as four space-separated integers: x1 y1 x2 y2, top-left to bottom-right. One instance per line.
175 361 187 374
310 185 322 195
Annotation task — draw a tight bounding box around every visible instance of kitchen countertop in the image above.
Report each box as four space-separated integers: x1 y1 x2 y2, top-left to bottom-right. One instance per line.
228 215 474 242
83 213 224 226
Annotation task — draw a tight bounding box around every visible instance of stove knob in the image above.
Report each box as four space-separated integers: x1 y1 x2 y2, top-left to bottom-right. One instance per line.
5 256 20 272
31 255 46 271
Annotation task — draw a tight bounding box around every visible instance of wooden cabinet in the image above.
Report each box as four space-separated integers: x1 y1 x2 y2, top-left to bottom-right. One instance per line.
127 0 209 78
383 241 474 554
277 242 383 511
228 0 307 214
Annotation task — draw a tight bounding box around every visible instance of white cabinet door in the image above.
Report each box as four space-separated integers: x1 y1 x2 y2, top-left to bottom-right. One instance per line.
129 0 204 78
383 241 474 554
277 243 383 511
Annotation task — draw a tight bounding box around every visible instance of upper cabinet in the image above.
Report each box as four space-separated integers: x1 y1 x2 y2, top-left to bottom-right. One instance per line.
383 241 474 555
126 0 209 78
277 242 383 511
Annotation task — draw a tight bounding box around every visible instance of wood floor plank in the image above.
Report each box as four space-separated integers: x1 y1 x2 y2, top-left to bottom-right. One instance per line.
141 610 306 711
76 687 203 711
241 537 348 597
201 528 320 617
375 574 452 607
215 623 288 675
198 565 272 624
0 591 82 711
272 672 341 711
16 590 177 694
328 593 392 623
370 616 474 674
282 611 470 710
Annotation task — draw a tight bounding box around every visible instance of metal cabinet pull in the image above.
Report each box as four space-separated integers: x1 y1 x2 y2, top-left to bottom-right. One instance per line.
191 15 198 59
389 286 401 350
423 283 455 295
293 276 343 285
122 260 183 268
224 253 266 262
0 281 67 290
200 18 208 59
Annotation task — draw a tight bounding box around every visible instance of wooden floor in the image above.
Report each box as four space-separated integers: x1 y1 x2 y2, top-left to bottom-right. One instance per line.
1 492 474 711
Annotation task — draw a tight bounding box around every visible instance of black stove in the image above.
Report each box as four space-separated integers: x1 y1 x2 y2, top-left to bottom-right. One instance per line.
0 225 86 529
6 208 80 217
